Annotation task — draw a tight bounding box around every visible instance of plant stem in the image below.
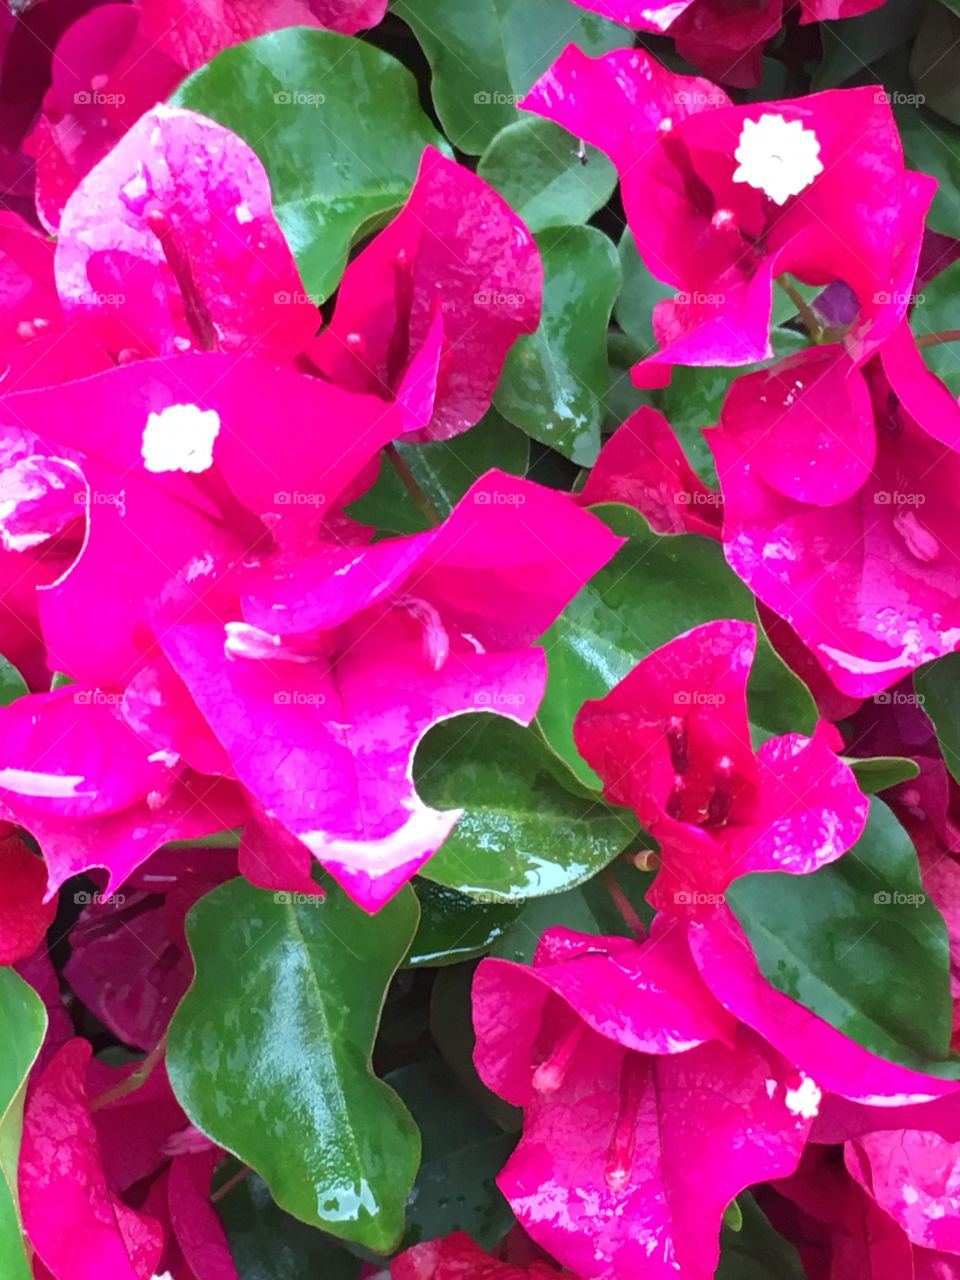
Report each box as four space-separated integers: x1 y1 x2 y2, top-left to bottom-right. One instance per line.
777 277 822 341
211 1164 252 1204
916 329 960 348
385 443 442 526
91 1034 167 1112
601 867 646 940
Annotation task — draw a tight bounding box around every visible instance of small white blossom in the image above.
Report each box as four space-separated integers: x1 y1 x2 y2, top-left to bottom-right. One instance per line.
142 404 220 474
733 114 823 206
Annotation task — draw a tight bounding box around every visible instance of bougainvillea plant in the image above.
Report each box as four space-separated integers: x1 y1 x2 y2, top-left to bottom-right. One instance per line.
6 0 960 1275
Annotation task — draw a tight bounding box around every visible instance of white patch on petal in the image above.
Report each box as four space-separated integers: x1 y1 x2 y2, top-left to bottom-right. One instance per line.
732 113 823 206
142 404 220 474
784 1073 822 1119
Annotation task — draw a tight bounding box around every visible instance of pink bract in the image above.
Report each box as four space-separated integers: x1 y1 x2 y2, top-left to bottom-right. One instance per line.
313 146 542 441
578 404 723 538
392 1232 564 1278
55 105 318 363
710 335 960 696
573 619 867 914
158 472 622 911
473 924 813 1279
521 46 933 382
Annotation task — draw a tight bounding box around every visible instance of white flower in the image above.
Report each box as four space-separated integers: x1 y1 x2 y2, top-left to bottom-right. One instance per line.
732 113 823 206
142 403 221 474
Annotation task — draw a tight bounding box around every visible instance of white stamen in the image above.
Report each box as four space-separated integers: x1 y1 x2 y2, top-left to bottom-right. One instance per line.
784 1073 822 1119
732 114 823 206
142 404 220 474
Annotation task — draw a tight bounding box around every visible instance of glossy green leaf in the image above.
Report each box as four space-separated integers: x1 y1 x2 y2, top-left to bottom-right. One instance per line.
477 118 617 232
910 259 960 397
417 714 636 901
494 225 620 465
394 0 626 154
728 800 958 1074
349 409 529 536
429 965 521 1133
0 968 47 1280
615 229 674 354
167 879 422 1251
897 104 960 237
219 1173 362 1280
716 1194 806 1280
812 0 925 89
916 651 960 782
387 1057 515 1248
910 4 960 125
407 882 521 966
537 504 817 787
847 755 921 794
0 657 27 708
173 29 446 301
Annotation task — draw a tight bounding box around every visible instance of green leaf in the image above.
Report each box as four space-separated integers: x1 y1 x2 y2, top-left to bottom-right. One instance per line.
349 409 529 536
897 104 960 237
716 1193 806 1280
173 29 446 302
494 225 620 465
916 651 960 783
614 228 673 355
477 118 617 233
0 658 27 709
394 0 627 154
910 4 960 126
537 505 817 787
167 879 422 1251
728 800 959 1075
910 259 960 397
0 968 47 1280
407 882 522 966
722 1199 744 1232
219 1173 362 1280
812 0 926 89
417 714 636 901
846 755 921 794
386 1056 515 1248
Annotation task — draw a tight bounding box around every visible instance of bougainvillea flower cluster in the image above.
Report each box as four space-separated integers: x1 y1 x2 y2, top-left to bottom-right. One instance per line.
5 1 960 1277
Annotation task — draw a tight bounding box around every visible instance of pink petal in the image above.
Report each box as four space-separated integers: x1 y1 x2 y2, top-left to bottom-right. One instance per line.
19 1039 164 1280
0 830 56 963
168 1150 239 1280
578 405 722 537
56 105 317 363
392 1232 563 1278
313 146 542 441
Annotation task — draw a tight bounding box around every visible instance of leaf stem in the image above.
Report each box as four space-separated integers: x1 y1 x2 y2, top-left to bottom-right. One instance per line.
916 329 960 349
385 443 442 526
777 277 822 341
211 1164 252 1204
601 867 646 940
90 1034 167 1112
